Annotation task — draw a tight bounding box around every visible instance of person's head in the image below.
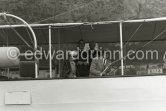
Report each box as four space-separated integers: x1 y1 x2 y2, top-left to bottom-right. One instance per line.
69 51 78 61
103 48 111 59
89 42 96 50
78 39 85 50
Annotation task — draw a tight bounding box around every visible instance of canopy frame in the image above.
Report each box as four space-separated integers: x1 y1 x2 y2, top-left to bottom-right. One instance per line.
1 16 166 77
0 13 38 78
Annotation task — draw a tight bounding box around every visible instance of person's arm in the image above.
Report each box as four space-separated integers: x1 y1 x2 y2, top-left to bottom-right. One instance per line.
101 61 112 76
105 62 114 76
90 59 102 76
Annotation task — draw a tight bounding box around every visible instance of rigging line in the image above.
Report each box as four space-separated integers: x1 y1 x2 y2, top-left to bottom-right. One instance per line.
152 22 157 39
2 28 13 47
1 29 8 41
102 25 166 74
0 29 7 44
142 27 166 48
111 22 143 75
3 29 8 46
124 22 156 74
79 25 84 40
123 22 143 74
124 23 143 46
6 30 8 46
1 28 12 47
25 26 34 45
33 0 99 24
10 28 33 49
1 28 11 77
4 18 33 49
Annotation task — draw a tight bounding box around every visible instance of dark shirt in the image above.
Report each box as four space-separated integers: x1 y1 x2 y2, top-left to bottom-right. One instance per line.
76 50 89 77
76 50 98 77
89 50 98 64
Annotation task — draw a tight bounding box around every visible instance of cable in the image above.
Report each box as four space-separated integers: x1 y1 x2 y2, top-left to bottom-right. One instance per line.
4 17 33 49
102 23 166 75
0 29 7 45
79 25 83 40
25 26 34 45
9 26 33 49
124 23 143 46
142 27 166 48
32 0 99 24
123 22 143 75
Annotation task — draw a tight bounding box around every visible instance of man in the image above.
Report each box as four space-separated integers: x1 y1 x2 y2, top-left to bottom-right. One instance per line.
89 49 112 77
89 42 97 62
76 39 90 77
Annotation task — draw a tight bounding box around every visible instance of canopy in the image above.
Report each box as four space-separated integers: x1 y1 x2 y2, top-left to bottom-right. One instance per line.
0 18 166 46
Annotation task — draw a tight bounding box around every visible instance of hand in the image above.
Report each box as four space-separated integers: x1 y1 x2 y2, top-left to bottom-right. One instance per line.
99 73 103 77
101 72 109 76
73 75 76 78
100 72 107 77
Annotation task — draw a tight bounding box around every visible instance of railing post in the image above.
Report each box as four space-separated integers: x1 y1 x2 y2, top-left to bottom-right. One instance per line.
49 25 52 78
119 21 124 76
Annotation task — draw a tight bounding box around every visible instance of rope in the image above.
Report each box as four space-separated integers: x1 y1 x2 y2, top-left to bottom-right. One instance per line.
124 23 143 46
1 28 10 46
0 29 7 45
79 25 84 40
4 17 33 49
102 23 166 75
32 0 99 24
123 23 143 75
9 27 33 49
142 28 166 48
25 26 34 45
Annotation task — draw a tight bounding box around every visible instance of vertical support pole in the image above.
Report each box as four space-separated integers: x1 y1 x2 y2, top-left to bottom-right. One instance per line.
58 29 61 76
49 25 52 78
35 59 38 78
120 21 124 76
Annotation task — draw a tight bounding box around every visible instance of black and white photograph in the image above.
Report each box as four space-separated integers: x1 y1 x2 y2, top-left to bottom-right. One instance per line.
0 0 166 111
